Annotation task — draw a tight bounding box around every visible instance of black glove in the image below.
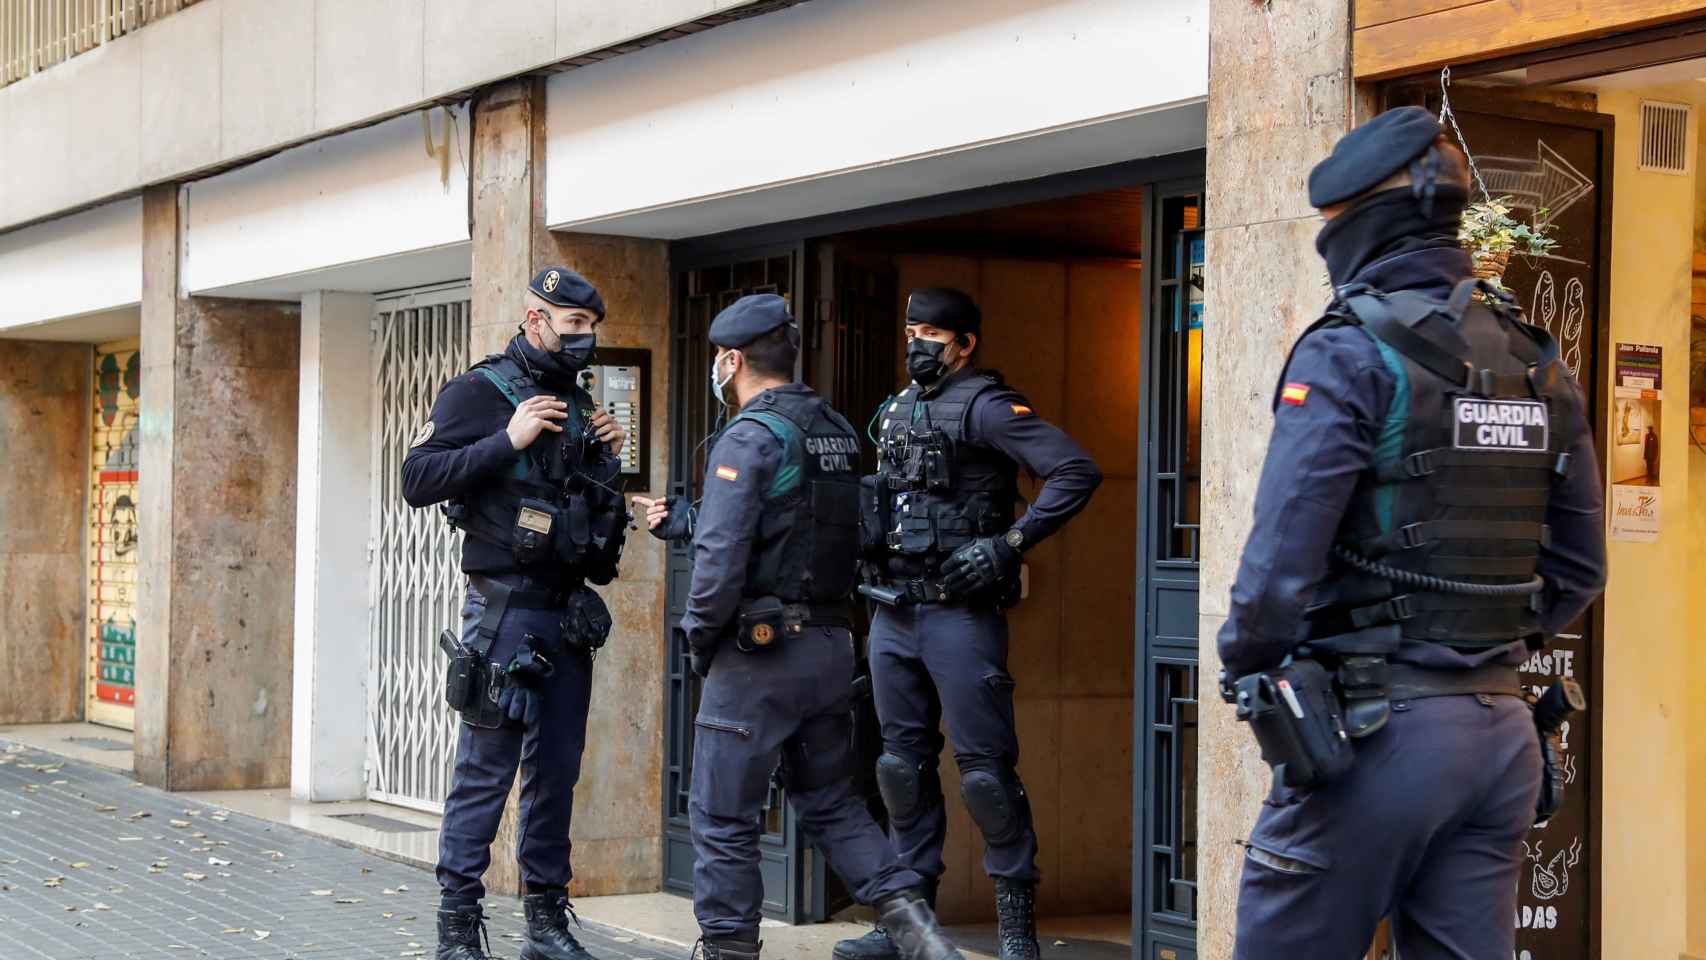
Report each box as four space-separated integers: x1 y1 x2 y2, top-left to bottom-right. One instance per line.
649 495 696 543
498 683 543 726
939 535 1020 599
501 636 556 725
689 646 716 679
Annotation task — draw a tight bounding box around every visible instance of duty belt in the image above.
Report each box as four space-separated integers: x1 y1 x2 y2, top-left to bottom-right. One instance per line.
1386 662 1522 701
863 576 951 606
469 574 576 611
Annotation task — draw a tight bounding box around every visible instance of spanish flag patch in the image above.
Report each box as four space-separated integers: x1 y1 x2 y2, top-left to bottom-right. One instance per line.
715 465 740 482
1280 383 1311 406
1010 403 1033 416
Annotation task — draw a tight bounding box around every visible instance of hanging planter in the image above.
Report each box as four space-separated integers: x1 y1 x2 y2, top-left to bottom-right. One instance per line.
1458 197 1558 288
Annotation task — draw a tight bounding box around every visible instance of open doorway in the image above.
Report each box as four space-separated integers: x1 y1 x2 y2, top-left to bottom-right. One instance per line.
663 182 1154 949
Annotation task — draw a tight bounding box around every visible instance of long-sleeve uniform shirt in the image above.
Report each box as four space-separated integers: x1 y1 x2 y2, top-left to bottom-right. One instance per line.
962 381 1104 547
1216 302 1607 678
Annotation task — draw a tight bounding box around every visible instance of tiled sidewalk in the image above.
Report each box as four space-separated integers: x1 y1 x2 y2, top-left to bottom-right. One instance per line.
0 740 678 960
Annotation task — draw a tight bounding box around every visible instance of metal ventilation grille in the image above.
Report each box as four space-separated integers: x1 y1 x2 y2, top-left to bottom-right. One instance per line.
1639 101 1691 175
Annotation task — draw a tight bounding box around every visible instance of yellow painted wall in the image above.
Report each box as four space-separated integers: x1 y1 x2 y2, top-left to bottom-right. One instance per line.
1596 85 1700 960
1688 99 1706 960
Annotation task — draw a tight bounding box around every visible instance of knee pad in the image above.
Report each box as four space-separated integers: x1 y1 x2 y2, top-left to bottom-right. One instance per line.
876 751 939 823
959 759 1028 847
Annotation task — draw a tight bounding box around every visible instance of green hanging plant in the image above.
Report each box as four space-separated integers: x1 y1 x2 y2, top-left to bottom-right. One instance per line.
1459 197 1559 285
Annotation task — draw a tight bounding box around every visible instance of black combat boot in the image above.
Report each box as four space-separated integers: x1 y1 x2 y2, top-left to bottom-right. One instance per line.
993 878 1039 960
877 889 964 960
693 935 762 960
436 899 491 960
522 890 596 960
832 877 939 960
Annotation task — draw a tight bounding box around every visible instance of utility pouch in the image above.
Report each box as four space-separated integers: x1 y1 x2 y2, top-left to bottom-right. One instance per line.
735 596 787 654
1222 657 1353 789
512 498 558 566
561 586 614 658
553 494 591 566
858 475 888 557
439 629 506 729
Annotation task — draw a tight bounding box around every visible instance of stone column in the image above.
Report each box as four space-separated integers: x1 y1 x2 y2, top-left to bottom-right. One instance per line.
290 292 375 801
467 76 671 897
1197 1 1354 956
135 184 302 791
0 340 90 724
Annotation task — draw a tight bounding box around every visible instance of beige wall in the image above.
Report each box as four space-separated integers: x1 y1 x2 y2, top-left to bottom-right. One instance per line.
1595 84 1701 960
1198 0 1355 956
0 340 90 724
892 254 1140 922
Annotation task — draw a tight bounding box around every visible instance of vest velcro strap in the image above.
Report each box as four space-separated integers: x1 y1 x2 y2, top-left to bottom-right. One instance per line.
1378 520 1550 551
1476 369 1535 398
1347 595 1415 628
1428 554 1542 577
1434 486 1552 508
1373 448 1556 483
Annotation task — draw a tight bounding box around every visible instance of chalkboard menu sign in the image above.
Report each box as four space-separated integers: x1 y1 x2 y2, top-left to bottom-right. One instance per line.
1451 101 1610 960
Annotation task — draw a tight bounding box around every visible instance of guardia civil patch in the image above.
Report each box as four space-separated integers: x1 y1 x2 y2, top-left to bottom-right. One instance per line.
715 465 740 482
410 421 435 447
1453 398 1549 452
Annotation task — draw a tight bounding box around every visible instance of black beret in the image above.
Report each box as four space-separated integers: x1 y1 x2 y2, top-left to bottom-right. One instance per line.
1308 106 1443 208
904 287 981 337
529 266 606 318
709 293 795 348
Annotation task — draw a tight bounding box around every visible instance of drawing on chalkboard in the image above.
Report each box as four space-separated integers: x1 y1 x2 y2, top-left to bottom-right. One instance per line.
1560 751 1578 787
1480 141 1594 260
1530 269 1586 377
1526 836 1582 901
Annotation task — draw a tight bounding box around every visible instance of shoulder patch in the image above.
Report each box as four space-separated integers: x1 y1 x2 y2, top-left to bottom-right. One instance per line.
1280 383 1311 407
1009 403 1033 416
715 465 740 482
410 421 435 447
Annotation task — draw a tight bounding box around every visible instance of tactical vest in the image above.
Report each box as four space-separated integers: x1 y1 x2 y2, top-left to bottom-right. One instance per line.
867 370 1020 573
443 355 626 577
728 388 862 604
1307 279 1576 651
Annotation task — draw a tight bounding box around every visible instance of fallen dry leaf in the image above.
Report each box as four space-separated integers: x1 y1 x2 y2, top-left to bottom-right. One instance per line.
181 873 206 882
310 889 333 896
335 897 364 904
167 820 191 829
95 804 117 813
254 930 270 941
207 857 230 867
222 927 244 935
69 862 89 870
42 877 64 888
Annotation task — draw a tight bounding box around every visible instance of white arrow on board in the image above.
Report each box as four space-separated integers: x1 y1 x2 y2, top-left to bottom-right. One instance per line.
1478 141 1595 228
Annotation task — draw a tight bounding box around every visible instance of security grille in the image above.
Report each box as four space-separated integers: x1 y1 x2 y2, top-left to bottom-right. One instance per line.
1639 101 1691 175
368 286 471 814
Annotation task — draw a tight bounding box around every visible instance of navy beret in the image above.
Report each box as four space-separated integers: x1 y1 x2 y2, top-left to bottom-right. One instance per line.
529 266 606 318
904 287 981 337
1308 106 1443 208
709 294 795 348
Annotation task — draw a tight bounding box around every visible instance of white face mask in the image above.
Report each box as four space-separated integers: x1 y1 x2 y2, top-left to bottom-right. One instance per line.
710 350 737 406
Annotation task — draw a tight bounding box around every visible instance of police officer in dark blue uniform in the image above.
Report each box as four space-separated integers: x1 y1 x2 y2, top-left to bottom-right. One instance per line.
403 266 630 960
1220 108 1607 959
637 295 963 960
836 289 1102 960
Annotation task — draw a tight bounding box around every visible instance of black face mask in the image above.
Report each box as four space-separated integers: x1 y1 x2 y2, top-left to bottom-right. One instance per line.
510 333 596 388
1316 185 1468 289
906 338 950 386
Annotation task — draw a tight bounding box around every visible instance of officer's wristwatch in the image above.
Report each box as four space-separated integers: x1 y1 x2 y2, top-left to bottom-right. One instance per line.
1003 528 1025 552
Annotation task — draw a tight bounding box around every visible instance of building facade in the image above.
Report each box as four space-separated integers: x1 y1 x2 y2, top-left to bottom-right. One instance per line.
0 2 1701 959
